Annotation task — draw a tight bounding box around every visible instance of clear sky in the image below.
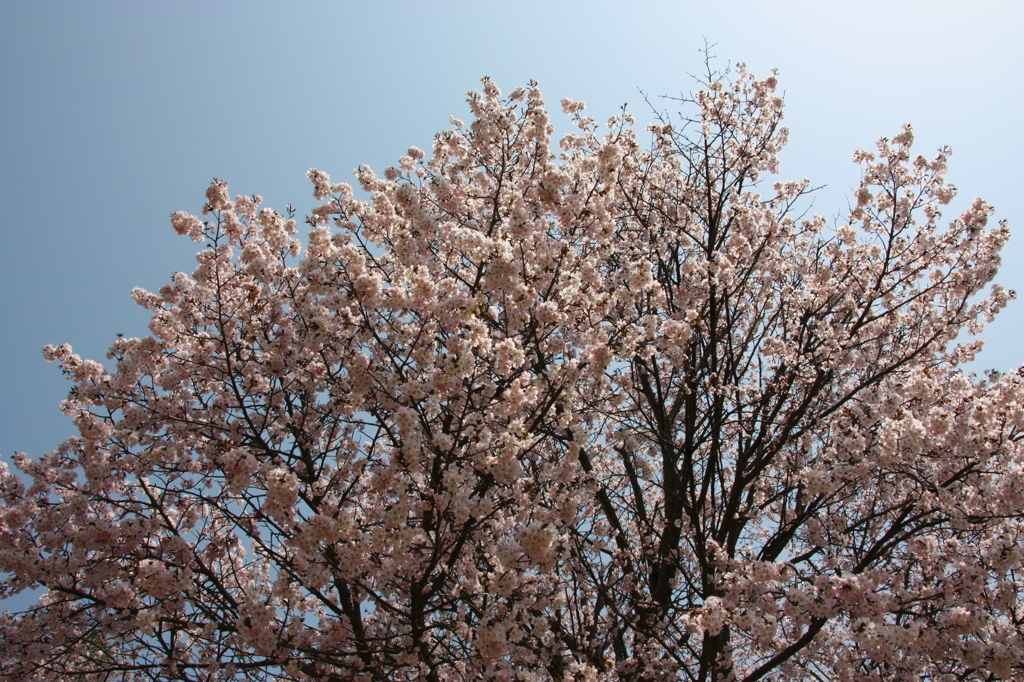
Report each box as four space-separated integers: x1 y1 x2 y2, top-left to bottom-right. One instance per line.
1 0 1021 465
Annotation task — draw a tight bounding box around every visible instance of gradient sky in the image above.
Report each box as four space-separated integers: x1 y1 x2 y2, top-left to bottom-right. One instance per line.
1 0 1021 467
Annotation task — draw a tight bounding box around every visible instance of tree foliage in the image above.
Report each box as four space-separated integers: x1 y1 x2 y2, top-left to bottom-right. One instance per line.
2 64 1022 681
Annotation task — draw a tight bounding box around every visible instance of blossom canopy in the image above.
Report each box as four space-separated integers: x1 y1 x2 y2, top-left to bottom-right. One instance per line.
1 65 1022 681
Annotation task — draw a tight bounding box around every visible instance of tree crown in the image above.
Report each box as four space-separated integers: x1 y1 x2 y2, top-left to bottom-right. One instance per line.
1 65 1021 681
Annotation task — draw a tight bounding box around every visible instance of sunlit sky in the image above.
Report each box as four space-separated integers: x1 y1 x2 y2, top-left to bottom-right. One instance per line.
2 0 1021 465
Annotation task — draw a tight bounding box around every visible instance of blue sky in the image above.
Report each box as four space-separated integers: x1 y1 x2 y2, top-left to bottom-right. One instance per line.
1 0 1021 465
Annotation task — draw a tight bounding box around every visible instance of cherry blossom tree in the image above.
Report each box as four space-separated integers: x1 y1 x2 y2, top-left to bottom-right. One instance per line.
1 64 1022 681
